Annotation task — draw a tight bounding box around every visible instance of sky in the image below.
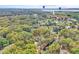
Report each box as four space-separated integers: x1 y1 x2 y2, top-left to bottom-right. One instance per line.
0 0 78 5
0 0 79 8
0 5 79 8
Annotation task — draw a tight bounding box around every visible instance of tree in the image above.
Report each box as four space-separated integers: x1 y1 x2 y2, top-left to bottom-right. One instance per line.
70 48 79 54
60 38 73 45
0 37 9 50
6 31 32 42
59 38 73 50
59 29 79 41
48 42 60 53
0 17 10 27
66 41 79 54
32 27 49 36
0 27 10 38
2 41 37 54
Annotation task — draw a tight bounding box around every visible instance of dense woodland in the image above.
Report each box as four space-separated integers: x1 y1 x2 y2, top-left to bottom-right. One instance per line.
0 9 79 54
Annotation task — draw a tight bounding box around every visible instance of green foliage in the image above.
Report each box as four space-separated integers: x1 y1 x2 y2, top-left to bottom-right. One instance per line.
0 27 10 38
70 48 79 54
60 38 73 45
48 42 60 53
0 17 10 27
59 29 79 41
7 31 32 42
32 26 50 36
0 37 9 47
0 11 79 54
2 41 37 54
